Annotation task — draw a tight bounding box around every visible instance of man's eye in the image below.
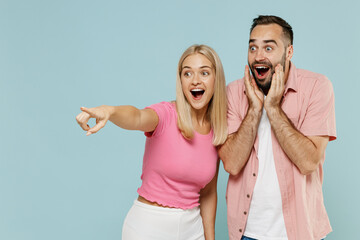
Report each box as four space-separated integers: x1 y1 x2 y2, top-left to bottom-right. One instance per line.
250 46 256 51
266 47 273 51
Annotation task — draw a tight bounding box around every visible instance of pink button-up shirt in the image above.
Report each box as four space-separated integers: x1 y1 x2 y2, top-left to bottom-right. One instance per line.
226 63 336 240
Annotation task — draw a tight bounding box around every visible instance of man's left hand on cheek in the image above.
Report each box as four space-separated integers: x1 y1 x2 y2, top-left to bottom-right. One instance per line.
265 64 285 110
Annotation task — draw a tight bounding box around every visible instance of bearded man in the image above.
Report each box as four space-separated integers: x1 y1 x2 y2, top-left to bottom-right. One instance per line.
219 15 336 240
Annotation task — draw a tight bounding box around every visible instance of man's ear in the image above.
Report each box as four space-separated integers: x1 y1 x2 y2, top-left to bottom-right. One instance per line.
286 45 294 61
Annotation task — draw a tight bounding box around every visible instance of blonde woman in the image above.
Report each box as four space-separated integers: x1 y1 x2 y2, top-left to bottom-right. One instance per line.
75 44 227 240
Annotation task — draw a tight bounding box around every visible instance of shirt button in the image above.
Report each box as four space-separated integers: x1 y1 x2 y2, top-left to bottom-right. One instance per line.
243 211 247 215
247 194 250 198
253 173 256 177
239 228 242 233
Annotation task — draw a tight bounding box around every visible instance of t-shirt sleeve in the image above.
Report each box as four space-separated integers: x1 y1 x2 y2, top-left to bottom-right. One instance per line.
227 82 244 135
144 101 174 137
300 76 336 141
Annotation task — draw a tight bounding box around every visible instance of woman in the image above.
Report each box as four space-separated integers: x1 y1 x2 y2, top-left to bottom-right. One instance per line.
75 44 227 240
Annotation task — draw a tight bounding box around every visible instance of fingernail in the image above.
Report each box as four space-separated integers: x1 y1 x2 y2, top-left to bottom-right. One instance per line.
86 131 91 136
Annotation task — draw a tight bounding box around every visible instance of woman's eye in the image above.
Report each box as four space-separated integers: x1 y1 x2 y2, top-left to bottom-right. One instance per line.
202 71 209 76
184 72 191 77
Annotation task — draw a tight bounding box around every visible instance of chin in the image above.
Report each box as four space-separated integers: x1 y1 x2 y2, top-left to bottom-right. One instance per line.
190 101 209 111
255 78 271 93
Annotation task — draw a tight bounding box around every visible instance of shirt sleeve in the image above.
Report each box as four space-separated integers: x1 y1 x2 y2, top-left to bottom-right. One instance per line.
300 76 337 141
144 101 174 138
227 81 244 135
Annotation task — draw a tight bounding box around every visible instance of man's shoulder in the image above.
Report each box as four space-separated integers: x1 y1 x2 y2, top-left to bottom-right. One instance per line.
295 68 334 95
227 78 245 90
296 68 330 83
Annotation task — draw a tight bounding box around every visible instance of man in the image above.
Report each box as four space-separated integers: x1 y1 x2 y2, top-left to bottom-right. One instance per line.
218 15 336 240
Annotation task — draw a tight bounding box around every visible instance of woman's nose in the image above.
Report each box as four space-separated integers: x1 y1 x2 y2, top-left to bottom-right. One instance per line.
191 73 201 85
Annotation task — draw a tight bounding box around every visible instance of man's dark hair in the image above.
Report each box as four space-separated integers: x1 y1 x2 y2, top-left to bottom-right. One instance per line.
250 15 293 45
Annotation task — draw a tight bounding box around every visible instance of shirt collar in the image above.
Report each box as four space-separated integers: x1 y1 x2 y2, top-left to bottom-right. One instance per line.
284 61 298 95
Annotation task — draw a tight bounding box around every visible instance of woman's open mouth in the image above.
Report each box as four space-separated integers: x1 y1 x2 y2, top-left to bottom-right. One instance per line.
190 89 205 100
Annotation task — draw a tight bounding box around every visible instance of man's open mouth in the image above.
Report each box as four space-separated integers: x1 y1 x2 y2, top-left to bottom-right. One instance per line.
190 89 205 99
254 65 270 79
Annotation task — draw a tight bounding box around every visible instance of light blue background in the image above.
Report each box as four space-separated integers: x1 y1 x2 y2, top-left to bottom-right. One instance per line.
1 0 359 239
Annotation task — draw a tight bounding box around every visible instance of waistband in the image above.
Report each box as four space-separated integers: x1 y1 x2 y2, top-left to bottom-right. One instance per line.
133 199 200 213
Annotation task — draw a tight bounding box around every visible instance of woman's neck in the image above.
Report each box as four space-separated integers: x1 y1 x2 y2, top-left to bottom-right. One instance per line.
191 107 210 135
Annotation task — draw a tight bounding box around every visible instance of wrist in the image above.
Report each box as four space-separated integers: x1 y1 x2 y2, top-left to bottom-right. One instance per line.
264 101 279 112
265 104 282 120
248 104 263 117
102 105 114 119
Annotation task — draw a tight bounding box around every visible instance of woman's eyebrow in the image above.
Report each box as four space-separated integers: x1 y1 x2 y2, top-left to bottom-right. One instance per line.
182 65 212 69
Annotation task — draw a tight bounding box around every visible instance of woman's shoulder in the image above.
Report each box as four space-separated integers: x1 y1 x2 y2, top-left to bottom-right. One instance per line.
144 101 177 137
150 101 176 117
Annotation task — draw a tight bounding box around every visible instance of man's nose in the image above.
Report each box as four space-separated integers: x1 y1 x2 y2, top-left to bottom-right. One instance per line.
255 49 266 61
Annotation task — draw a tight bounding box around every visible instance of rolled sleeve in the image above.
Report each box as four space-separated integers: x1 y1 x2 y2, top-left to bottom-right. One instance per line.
227 80 246 135
300 76 336 141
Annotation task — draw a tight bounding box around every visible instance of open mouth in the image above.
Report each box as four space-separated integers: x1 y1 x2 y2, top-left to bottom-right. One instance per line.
255 65 270 79
190 89 205 99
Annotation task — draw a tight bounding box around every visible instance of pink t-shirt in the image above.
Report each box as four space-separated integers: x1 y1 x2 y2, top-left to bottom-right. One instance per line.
137 101 218 209
226 63 336 240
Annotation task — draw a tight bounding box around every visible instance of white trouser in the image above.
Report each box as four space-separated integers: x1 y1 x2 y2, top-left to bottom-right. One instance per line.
122 200 205 240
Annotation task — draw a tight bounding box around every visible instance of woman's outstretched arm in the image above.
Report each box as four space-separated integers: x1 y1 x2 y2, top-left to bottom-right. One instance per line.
75 105 158 135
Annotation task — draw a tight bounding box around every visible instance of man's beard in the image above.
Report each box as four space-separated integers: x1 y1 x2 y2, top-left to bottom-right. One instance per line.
249 52 286 95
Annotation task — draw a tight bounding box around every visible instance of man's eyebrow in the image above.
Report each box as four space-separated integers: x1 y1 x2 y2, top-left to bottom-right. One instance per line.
249 39 278 46
264 40 278 45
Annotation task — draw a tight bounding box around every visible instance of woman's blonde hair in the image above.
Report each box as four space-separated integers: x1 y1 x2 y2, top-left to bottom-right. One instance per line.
176 44 227 146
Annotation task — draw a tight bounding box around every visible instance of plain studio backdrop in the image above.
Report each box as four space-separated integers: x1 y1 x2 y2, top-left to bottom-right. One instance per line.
1 0 359 239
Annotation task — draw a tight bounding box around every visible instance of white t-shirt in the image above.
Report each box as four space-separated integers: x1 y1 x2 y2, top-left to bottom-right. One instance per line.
244 108 288 240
